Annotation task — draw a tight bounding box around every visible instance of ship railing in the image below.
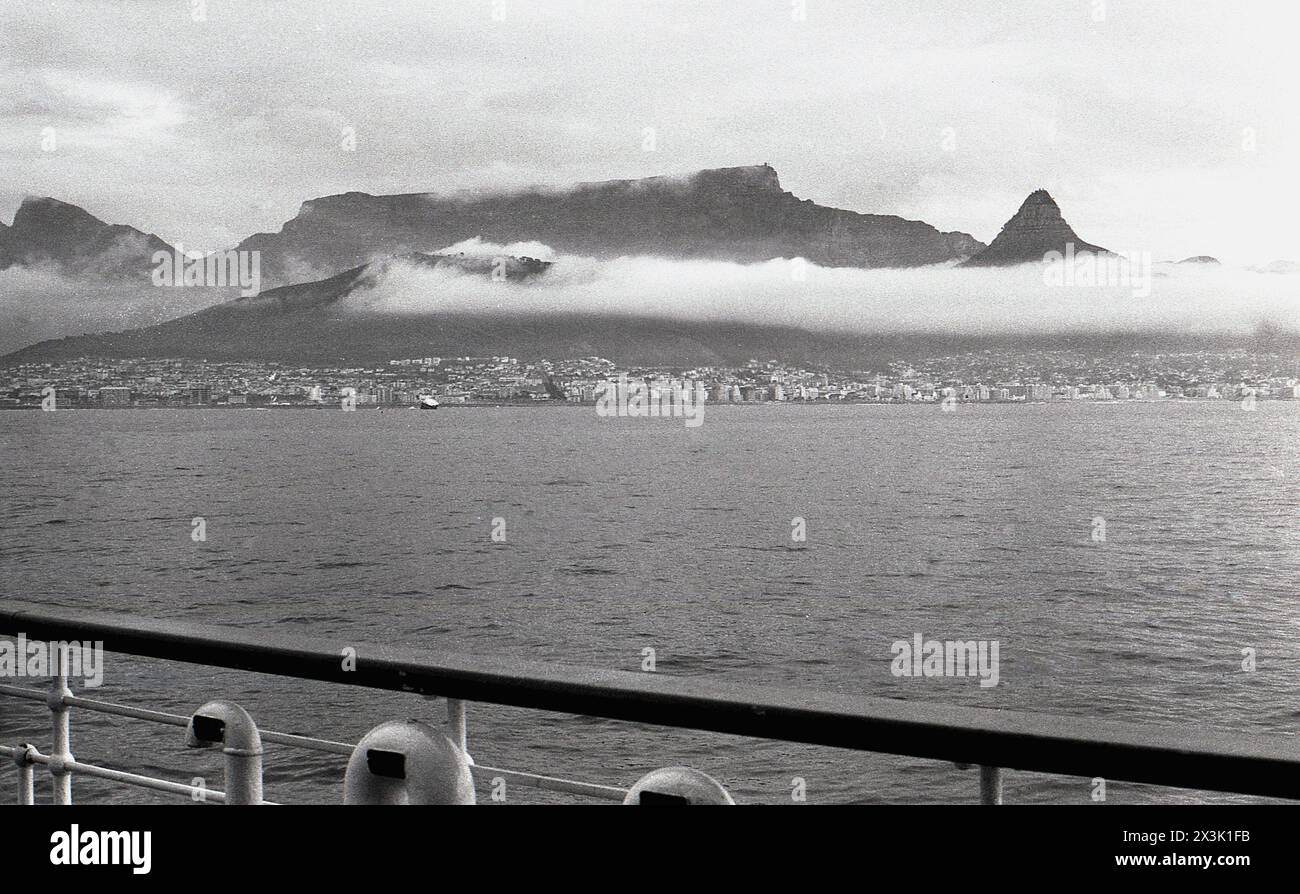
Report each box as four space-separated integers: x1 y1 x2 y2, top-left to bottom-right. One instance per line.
2 602 1298 805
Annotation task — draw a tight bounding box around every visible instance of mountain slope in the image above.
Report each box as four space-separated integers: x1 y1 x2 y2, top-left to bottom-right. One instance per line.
237 164 984 285
962 190 1109 267
0 248 930 367
1 251 559 364
0 197 174 279
6 240 1288 367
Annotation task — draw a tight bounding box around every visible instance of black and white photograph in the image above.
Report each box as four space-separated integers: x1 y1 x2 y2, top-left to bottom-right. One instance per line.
1 0 1296 875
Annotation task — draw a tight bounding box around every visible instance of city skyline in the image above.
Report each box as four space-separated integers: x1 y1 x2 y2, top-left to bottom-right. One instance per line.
7 348 1297 409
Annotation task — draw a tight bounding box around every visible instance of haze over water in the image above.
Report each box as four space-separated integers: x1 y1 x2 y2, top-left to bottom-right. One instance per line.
2 402 1298 803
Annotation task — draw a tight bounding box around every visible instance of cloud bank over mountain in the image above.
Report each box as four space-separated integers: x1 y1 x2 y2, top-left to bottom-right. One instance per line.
349 241 1300 337
0 266 236 355
6 234 1296 363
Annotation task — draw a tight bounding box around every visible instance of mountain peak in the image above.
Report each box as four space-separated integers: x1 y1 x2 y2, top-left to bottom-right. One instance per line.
1009 189 1066 226
0 196 172 277
571 163 784 196
695 163 782 191
962 190 1108 267
12 196 106 234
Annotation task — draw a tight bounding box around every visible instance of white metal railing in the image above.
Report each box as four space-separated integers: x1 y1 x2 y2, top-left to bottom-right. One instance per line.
5 604 1300 805
0 645 627 804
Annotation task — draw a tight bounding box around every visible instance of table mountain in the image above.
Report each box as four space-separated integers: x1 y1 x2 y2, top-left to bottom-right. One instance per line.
237 164 984 286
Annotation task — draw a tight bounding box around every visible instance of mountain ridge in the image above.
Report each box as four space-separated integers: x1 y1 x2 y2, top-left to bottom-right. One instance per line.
0 196 173 279
963 189 1109 267
0 250 558 364
236 163 986 285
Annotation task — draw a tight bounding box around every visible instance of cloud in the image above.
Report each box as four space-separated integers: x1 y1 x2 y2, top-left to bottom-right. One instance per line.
39 71 187 143
435 237 557 261
341 247 1300 336
0 266 236 355
0 0 1296 264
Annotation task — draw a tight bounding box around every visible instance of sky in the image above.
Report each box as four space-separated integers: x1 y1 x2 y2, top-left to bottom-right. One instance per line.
1 0 1298 265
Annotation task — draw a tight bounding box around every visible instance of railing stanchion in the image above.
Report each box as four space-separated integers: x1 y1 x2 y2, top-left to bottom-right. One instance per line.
48 643 74 805
14 744 37 805
979 765 1003 805
185 701 264 805
447 698 468 755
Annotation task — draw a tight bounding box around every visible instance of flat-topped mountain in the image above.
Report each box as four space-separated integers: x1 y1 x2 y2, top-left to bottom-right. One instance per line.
962 190 1109 267
237 164 984 285
0 197 173 279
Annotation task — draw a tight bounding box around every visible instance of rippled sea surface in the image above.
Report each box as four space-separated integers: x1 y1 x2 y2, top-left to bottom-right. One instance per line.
2 403 1298 804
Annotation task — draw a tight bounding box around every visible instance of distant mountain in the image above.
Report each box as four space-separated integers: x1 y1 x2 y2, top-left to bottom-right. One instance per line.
1253 260 1300 274
1178 256 1220 265
4 247 1006 367
0 197 173 279
6 243 1290 367
1 251 562 364
962 190 1109 267
237 164 984 286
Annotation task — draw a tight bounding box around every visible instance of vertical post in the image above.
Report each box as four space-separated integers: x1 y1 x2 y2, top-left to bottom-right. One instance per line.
979 765 1003 805
446 698 467 756
15 744 36 805
49 643 74 805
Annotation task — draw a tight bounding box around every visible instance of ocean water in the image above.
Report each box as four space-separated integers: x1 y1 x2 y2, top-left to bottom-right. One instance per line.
1 402 1298 804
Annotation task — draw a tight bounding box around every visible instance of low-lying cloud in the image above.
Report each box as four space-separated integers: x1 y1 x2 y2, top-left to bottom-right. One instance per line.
436 236 558 262
5 241 1298 358
0 266 242 355
348 241 1300 337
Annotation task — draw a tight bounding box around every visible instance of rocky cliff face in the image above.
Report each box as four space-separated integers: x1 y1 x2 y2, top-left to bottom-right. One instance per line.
962 190 1108 267
237 164 984 285
0 197 173 279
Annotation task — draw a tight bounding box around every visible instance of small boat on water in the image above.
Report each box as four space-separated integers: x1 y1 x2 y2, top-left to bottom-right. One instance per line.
418 395 440 410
